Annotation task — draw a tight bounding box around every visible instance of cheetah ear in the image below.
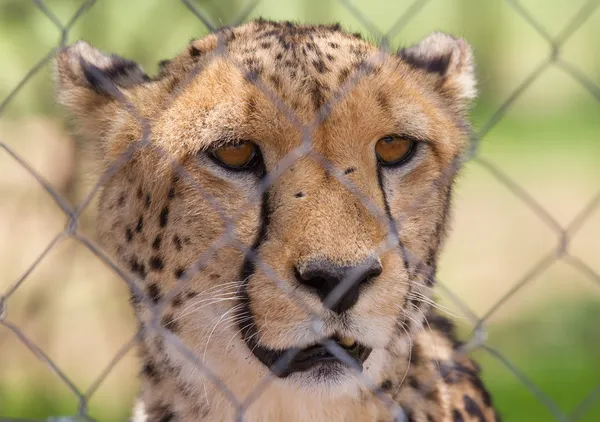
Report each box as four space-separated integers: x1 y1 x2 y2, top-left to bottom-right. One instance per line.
54 41 149 136
399 32 476 109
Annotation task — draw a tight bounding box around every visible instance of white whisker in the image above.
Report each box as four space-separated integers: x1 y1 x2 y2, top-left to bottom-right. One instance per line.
394 322 413 395
173 296 243 323
202 303 245 366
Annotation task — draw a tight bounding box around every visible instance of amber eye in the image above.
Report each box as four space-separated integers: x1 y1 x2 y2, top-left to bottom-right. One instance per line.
211 140 259 170
375 136 416 166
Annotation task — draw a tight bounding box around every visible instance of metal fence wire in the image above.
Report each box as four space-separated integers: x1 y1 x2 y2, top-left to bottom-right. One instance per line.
1 0 599 421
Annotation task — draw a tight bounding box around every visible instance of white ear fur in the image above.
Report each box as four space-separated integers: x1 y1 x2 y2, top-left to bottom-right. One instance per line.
399 32 476 104
55 40 149 103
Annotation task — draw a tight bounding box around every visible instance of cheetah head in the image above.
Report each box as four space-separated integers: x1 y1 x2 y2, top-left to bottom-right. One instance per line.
55 20 475 400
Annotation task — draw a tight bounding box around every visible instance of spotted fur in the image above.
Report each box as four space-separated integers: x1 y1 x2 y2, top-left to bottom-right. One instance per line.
55 19 497 422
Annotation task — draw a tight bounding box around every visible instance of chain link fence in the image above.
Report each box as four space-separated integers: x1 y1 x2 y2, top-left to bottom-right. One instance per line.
1 0 599 421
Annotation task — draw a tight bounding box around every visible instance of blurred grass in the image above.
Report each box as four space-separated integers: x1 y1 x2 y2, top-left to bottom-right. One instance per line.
1 0 599 421
472 300 600 422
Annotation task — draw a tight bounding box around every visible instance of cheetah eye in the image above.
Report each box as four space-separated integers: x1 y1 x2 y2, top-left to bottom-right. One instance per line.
211 140 260 170
375 136 416 166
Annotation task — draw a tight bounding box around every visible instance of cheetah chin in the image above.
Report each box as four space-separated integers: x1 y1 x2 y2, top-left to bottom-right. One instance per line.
55 18 499 422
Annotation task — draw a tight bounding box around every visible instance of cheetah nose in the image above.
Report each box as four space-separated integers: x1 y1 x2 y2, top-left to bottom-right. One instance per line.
294 256 382 314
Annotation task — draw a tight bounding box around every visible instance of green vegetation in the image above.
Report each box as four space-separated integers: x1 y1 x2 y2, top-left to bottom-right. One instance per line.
473 301 600 422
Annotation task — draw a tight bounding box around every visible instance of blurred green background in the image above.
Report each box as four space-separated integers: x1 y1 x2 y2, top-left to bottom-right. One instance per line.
0 0 599 421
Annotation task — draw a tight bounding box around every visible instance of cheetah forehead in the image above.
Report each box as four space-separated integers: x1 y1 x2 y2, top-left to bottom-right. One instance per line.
164 20 376 96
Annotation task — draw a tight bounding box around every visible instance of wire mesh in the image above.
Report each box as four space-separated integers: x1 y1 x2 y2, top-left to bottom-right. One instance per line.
0 0 599 421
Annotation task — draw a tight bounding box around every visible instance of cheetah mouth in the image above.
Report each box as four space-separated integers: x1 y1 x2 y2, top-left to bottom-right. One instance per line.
244 334 372 378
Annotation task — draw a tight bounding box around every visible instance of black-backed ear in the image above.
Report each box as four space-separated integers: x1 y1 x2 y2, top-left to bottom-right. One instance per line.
54 41 149 136
399 32 476 109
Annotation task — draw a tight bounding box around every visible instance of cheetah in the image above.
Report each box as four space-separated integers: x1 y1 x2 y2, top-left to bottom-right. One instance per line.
55 19 499 422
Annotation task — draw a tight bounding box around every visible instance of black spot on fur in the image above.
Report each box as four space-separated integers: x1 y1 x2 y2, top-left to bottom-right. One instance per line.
148 283 162 304
338 67 351 85
130 257 147 279
424 248 437 286
152 235 162 250
189 45 201 57
430 313 456 334
277 36 291 51
118 194 125 207
174 268 185 279
158 59 170 72
294 192 305 198
453 409 465 422
186 291 198 299
329 42 340 49
269 74 282 91
406 410 416 422
468 374 493 407
145 193 151 209
142 360 160 383
313 59 328 74
172 293 183 308
410 342 421 366
137 186 143 199
136 216 143 233
161 314 179 333
129 291 141 306
438 361 460 384
173 235 182 251
344 167 356 175
408 376 419 389
157 411 175 422
380 379 393 391
260 41 271 49
168 186 175 200
430 314 460 347
455 362 478 379
243 58 263 77
150 256 164 271
464 395 485 420
426 386 440 403
159 206 169 227
125 227 133 242
165 76 180 93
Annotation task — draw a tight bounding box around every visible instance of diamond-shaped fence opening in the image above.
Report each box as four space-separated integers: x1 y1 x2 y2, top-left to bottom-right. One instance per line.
0 1 599 421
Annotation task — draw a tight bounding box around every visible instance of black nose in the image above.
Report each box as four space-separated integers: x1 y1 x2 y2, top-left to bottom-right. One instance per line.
295 256 382 313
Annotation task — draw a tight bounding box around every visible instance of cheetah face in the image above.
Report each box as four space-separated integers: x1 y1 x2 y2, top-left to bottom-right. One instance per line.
55 21 475 395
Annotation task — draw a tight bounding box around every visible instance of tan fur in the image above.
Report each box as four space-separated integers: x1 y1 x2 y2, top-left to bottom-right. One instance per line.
55 20 498 422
